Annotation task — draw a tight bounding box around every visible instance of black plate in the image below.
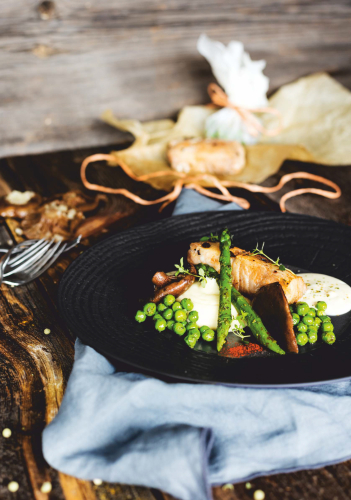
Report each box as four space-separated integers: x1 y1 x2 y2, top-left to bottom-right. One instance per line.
58 212 351 387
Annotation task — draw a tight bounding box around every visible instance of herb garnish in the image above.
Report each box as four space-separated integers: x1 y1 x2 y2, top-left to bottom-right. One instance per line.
251 243 295 275
174 257 208 288
231 311 251 340
200 233 219 242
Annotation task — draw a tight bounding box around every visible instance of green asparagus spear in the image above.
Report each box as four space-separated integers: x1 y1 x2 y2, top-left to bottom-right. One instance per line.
217 228 233 351
196 262 285 355
231 287 285 355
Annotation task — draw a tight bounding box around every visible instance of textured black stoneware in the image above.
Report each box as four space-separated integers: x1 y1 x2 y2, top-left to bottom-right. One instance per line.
58 212 351 387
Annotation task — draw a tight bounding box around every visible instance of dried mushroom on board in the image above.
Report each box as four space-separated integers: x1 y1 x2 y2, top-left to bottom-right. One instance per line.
1 190 110 241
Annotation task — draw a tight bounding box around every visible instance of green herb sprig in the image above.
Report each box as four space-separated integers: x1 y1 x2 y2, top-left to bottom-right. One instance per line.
251 243 295 275
174 257 208 288
231 311 251 341
200 233 219 242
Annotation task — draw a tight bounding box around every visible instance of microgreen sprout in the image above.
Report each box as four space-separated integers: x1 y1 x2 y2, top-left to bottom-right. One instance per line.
231 312 251 340
251 243 295 275
174 258 208 288
200 233 219 242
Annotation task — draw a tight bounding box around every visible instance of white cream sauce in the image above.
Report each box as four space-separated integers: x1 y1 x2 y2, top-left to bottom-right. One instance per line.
177 278 243 330
298 273 351 316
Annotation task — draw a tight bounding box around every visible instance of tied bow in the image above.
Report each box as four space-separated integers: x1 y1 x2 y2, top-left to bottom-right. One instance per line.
80 155 341 213
208 83 283 137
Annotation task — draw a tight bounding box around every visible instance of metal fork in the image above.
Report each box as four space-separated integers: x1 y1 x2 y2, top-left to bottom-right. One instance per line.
0 235 81 287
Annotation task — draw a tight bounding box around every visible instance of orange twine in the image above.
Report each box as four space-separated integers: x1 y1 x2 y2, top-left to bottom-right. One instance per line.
208 83 283 137
80 154 341 213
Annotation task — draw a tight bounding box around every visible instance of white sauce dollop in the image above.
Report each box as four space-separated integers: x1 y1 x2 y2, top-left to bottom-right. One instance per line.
298 273 351 316
177 278 243 330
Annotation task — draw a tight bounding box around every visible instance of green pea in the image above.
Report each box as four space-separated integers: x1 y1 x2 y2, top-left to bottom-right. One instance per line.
174 309 187 323
162 308 173 320
181 298 194 311
291 313 300 326
191 328 201 340
308 331 318 344
167 320 175 330
202 328 215 342
321 322 334 333
302 315 314 326
296 302 310 316
316 301 327 311
153 313 163 322
155 318 167 332
163 294 175 307
172 302 182 312
296 322 308 333
289 305 294 314
200 325 210 334
143 302 156 317
308 325 318 334
173 323 186 336
157 303 167 313
314 317 322 328
308 308 317 317
186 322 198 331
296 333 308 346
188 310 199 322
135 310 146 323
320 315 331 323
322 331 336 345
184 334 197 348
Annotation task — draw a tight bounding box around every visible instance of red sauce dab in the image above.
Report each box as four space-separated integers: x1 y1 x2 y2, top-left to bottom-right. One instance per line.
220 342 265 358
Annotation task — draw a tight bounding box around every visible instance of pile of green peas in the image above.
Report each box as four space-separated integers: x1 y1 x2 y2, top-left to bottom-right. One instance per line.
135 294 215 349
290 300 335 347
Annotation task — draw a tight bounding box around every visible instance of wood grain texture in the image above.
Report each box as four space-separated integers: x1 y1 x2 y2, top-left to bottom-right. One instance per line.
0 145 351 500
1 0 351 157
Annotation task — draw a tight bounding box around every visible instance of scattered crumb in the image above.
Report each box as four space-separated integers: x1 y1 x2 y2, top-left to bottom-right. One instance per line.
8 481 19 492
40 482 52 493
15 227 23 236
44 117 52 126
44 328 51 335
253 489 265 500
93 479 103 486
245 482 252 489
5 190 35 205
2 428 12 438
222 483 234 490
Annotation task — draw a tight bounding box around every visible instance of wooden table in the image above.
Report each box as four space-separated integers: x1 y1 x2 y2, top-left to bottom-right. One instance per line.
0 146 350 500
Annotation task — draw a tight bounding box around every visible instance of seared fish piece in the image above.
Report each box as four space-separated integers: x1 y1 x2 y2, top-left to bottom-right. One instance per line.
187 241 306 304
167 138 245 176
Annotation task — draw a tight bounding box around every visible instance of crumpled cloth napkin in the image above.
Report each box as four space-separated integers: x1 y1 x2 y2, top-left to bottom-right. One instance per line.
43 189 351 500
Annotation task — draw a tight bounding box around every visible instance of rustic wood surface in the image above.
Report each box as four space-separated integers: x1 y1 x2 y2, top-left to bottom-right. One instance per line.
0 145 350 500
1 0 351 157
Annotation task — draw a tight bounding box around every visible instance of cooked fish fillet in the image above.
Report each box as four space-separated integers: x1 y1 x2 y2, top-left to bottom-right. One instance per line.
187 241 306 304
167 138 245 176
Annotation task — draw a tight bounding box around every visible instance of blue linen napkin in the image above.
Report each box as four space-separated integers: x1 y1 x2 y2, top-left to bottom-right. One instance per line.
43 189 351 500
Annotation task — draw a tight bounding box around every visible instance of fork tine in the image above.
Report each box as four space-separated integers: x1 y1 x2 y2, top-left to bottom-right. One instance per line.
25 244 68 281
4 240 54 277
26 241 65 275
8 239 48 266
64 235 82 252
5 242 68 286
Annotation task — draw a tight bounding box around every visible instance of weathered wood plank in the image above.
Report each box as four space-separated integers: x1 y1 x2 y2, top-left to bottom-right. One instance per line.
1 0 351 157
